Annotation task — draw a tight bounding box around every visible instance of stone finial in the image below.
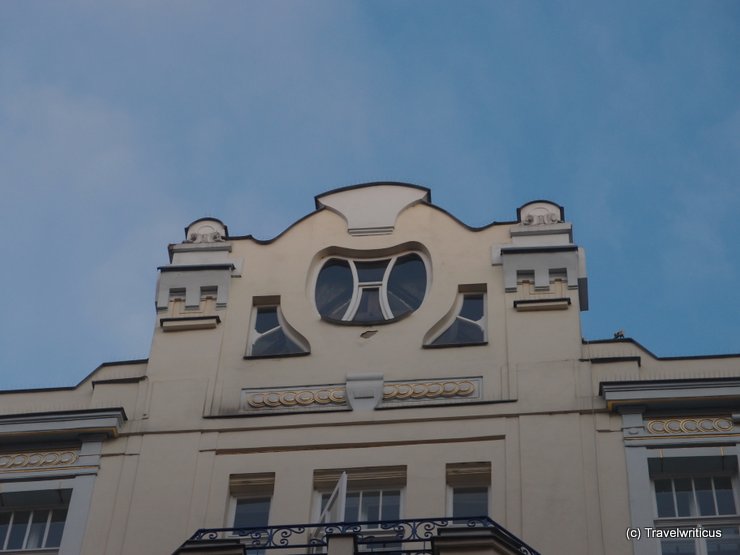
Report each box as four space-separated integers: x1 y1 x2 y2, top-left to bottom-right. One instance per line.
184 218 228 244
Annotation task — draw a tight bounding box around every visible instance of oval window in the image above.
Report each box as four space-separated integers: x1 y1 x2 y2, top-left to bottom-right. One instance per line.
315 253 427 324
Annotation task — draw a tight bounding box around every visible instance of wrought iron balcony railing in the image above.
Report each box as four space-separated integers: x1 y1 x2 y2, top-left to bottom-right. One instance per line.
186 516 541 555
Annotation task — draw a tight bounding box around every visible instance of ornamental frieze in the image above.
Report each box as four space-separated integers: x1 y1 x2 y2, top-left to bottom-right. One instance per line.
241 377 481 413
245 387 347 410
646 417 734 435
0 450 79 472
382 380 477 401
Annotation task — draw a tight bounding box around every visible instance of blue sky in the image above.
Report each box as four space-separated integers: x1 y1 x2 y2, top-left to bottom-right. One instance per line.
1 1 738 389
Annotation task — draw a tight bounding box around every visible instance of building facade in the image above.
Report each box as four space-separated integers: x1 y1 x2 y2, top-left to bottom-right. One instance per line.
1 183 738 555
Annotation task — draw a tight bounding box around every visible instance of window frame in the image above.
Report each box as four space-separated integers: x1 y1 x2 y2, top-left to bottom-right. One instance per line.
0 490 70 553
446 485 490 519
227 471 275 544
245 302 310 359
312 466 407 528
318 487 403 526
649 458 740 555
227 495 273 529
445 462 491 520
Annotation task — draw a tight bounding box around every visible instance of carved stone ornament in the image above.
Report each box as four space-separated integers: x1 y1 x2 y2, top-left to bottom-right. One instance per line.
646 417 734 435
244 386 347 411
184 218 227 244
383 380 477 400
518 201 563 226
0 450 79 472
241 377 482 413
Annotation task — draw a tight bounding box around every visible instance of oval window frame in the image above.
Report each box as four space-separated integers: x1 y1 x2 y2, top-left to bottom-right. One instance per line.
313 249 430 326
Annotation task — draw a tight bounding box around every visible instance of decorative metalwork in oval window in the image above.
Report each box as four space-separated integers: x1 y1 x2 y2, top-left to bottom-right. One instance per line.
315 253 427 325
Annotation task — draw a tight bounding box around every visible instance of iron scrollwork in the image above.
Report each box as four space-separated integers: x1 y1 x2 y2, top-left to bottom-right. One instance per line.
187 516 540 555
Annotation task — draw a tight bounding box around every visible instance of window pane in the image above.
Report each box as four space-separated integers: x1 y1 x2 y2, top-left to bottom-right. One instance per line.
355 260 389 283
345 493 360 522
459 295 484 321
453 487 488 518
674 478 695 517
361 491 380 522
431 319 484 346
655 479 676 518
252 328 303 357
353 289 383 323
661 539 696 555
7 510 30 549
387 290 413 318
234 498 270 528
316 259 354 320
45 509 67 548
695 477 716 516
714 477 736 515
26 510 49 549
254 307 279 333
0 512 10 549
387 255 426 316
381 491 400 520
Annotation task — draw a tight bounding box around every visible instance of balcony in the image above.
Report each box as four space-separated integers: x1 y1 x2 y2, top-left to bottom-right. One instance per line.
174 517 540 555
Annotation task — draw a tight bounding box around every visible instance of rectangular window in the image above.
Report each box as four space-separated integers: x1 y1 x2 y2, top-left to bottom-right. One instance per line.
321 489 401 522
654 476 736 518
650 456 740 555
314 466 406 526
446 462 491 519
0 490 70 552
228 473 274 555
451 487 489 518
233 497 271 529
313 467 407 554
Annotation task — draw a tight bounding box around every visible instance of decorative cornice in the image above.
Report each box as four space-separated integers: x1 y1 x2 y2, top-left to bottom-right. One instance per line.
0 408 126 441
601 379 740 412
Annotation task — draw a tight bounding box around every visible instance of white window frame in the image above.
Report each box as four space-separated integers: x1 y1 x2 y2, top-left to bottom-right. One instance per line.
246 303 309 358
312 468 406 528
650 461 740 555
0 488 72 554
0 507 67 552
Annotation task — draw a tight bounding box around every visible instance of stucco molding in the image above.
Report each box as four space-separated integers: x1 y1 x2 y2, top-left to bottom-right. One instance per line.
601 378 740 412
0 408 126 441
315 183 430 236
